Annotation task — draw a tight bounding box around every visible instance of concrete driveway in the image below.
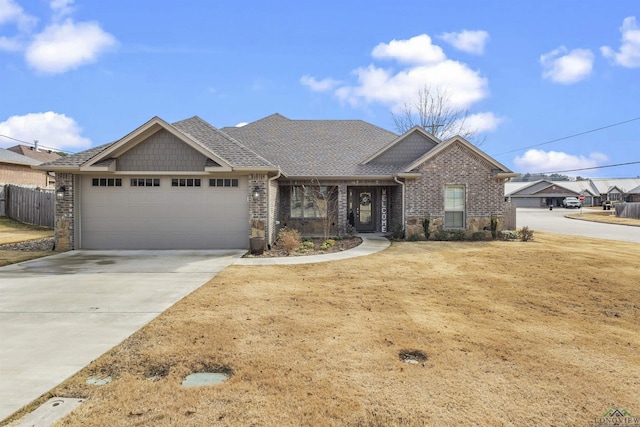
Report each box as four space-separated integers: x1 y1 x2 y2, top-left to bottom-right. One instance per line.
0 249 244 422
517 207 640 243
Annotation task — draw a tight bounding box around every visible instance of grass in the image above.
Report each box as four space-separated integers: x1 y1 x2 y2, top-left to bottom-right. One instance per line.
0 217 53 267
567 208 640 226
11 232 638 426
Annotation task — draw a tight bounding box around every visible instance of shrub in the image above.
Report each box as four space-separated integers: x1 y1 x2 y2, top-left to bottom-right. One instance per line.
422 216 431 240
390 224 405 240
276 227 301 252
518 226 534 242
433 230 449 241
298 240 315 252
320 239 335 250
500 230 518 240
471 230 492 241
434 230 467 241
407 233 423 241
490 215 498 239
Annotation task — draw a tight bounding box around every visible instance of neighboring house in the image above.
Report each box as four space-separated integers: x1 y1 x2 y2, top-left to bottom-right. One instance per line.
627 185 640 202
7 144 62 164
588 178 640 205
506 177 640 207
0 148 52 187
36 114 517 251
505 179 597 207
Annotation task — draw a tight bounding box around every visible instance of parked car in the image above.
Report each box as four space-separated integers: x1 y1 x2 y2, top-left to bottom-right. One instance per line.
562 197 582 208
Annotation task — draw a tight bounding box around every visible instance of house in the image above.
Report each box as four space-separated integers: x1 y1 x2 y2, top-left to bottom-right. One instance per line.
588 178 640 205
505 179 597 207
0 147 53 187
7 144 62 164
36 114 517 251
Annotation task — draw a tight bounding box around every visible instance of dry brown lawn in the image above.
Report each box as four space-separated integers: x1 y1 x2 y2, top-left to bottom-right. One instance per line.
11 233 640 426
0 217 53 266
567 209 640 227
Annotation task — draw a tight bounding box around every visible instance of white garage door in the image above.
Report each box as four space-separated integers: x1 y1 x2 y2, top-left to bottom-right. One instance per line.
80 176 249 249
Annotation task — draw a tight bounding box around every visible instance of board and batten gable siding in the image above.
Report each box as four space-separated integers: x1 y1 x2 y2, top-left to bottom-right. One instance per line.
368 132 438 165
404 141 505 232
117 129 208 171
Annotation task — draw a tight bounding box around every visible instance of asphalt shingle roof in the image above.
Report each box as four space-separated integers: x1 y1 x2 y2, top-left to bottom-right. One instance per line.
0 148 43 166
38 143 112 169
7 145 62 163
221 113 400 177
171 117 275 168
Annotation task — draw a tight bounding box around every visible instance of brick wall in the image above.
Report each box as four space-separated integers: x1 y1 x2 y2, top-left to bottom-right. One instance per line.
404 141 506 236
54 173 75 251
0 163 49 187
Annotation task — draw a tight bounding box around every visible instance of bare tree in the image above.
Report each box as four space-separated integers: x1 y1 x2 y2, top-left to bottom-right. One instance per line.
392 85 485 146
307 179 339 240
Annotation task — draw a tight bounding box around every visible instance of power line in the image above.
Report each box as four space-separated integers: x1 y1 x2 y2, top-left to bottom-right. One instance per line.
492 116 640 157
0 134 74 154
530 160 640 175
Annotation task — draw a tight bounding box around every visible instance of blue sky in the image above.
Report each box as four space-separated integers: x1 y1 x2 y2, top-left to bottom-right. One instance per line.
1 0 639 178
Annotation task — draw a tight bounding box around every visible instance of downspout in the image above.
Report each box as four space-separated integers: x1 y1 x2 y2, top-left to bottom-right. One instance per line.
267 169 282 246
393 176 405 235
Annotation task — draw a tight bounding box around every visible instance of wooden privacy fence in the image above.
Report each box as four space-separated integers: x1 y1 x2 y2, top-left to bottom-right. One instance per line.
615 202 640 219
503 201 517 230
2 184 54 227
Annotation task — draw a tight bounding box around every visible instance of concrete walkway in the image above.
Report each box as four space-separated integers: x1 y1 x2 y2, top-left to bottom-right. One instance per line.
0 250 244 423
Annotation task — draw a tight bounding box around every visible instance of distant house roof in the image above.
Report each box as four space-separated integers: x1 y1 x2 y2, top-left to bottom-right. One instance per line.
7 145 62 163
0 148 42 166
589 178 640 194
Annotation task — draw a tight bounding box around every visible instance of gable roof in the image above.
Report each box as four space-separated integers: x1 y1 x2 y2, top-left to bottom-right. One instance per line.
404 135 514 176
37 116 276 172
362 126 440 164
222 114 400 177
0 148 42 166
589 178 640 194
7 145 62 163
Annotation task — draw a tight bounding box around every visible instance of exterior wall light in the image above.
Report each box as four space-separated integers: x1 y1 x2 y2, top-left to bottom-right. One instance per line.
252 186 261 201
56 186 66 200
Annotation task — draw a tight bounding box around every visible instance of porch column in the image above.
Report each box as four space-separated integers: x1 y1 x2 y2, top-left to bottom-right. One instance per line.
337 183 347 236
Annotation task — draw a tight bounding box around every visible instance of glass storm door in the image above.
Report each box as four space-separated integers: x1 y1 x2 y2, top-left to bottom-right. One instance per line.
355 189 375 232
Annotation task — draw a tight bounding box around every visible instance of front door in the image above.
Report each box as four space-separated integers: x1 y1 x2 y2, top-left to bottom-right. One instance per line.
354 189 375 232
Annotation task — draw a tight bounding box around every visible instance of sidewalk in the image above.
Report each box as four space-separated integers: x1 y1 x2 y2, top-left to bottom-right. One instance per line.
235 234 390 265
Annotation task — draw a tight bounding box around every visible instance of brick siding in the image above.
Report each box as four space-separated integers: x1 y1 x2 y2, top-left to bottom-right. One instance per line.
404 141 506 236
0 163 50 187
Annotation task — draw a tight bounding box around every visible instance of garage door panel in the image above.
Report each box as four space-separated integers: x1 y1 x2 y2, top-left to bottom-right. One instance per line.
81 176 249 249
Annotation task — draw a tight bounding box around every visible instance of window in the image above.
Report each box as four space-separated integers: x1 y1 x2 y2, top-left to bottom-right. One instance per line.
92 178 122 187
209 178 239 187
290 186 327 218
444 185 465 228
131 178 160 187
171 178 201 187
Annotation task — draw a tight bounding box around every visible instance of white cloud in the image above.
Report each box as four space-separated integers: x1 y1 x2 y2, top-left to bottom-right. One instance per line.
0 112 92 151
50 0 75 21
0 0 37 51
513 149 608 173
335 60 487 113
601 16 640 68
25 19 116 74
372 34 446 65
457 112 503 134
439 30 489 55
540 46 594 84
300 75 340 92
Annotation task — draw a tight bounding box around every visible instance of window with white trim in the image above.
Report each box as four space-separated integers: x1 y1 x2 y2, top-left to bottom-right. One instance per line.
444 185 465 228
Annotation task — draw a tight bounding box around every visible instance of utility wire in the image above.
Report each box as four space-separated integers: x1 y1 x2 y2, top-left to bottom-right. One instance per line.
530 160 640 175
0 134 74 154
492 116 640 156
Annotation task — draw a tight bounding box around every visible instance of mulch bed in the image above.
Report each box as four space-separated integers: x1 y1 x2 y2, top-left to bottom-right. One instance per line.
246 236 362 258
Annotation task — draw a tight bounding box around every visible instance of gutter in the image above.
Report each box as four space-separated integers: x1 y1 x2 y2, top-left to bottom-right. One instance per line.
267 169 282 245
393 176 405 235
